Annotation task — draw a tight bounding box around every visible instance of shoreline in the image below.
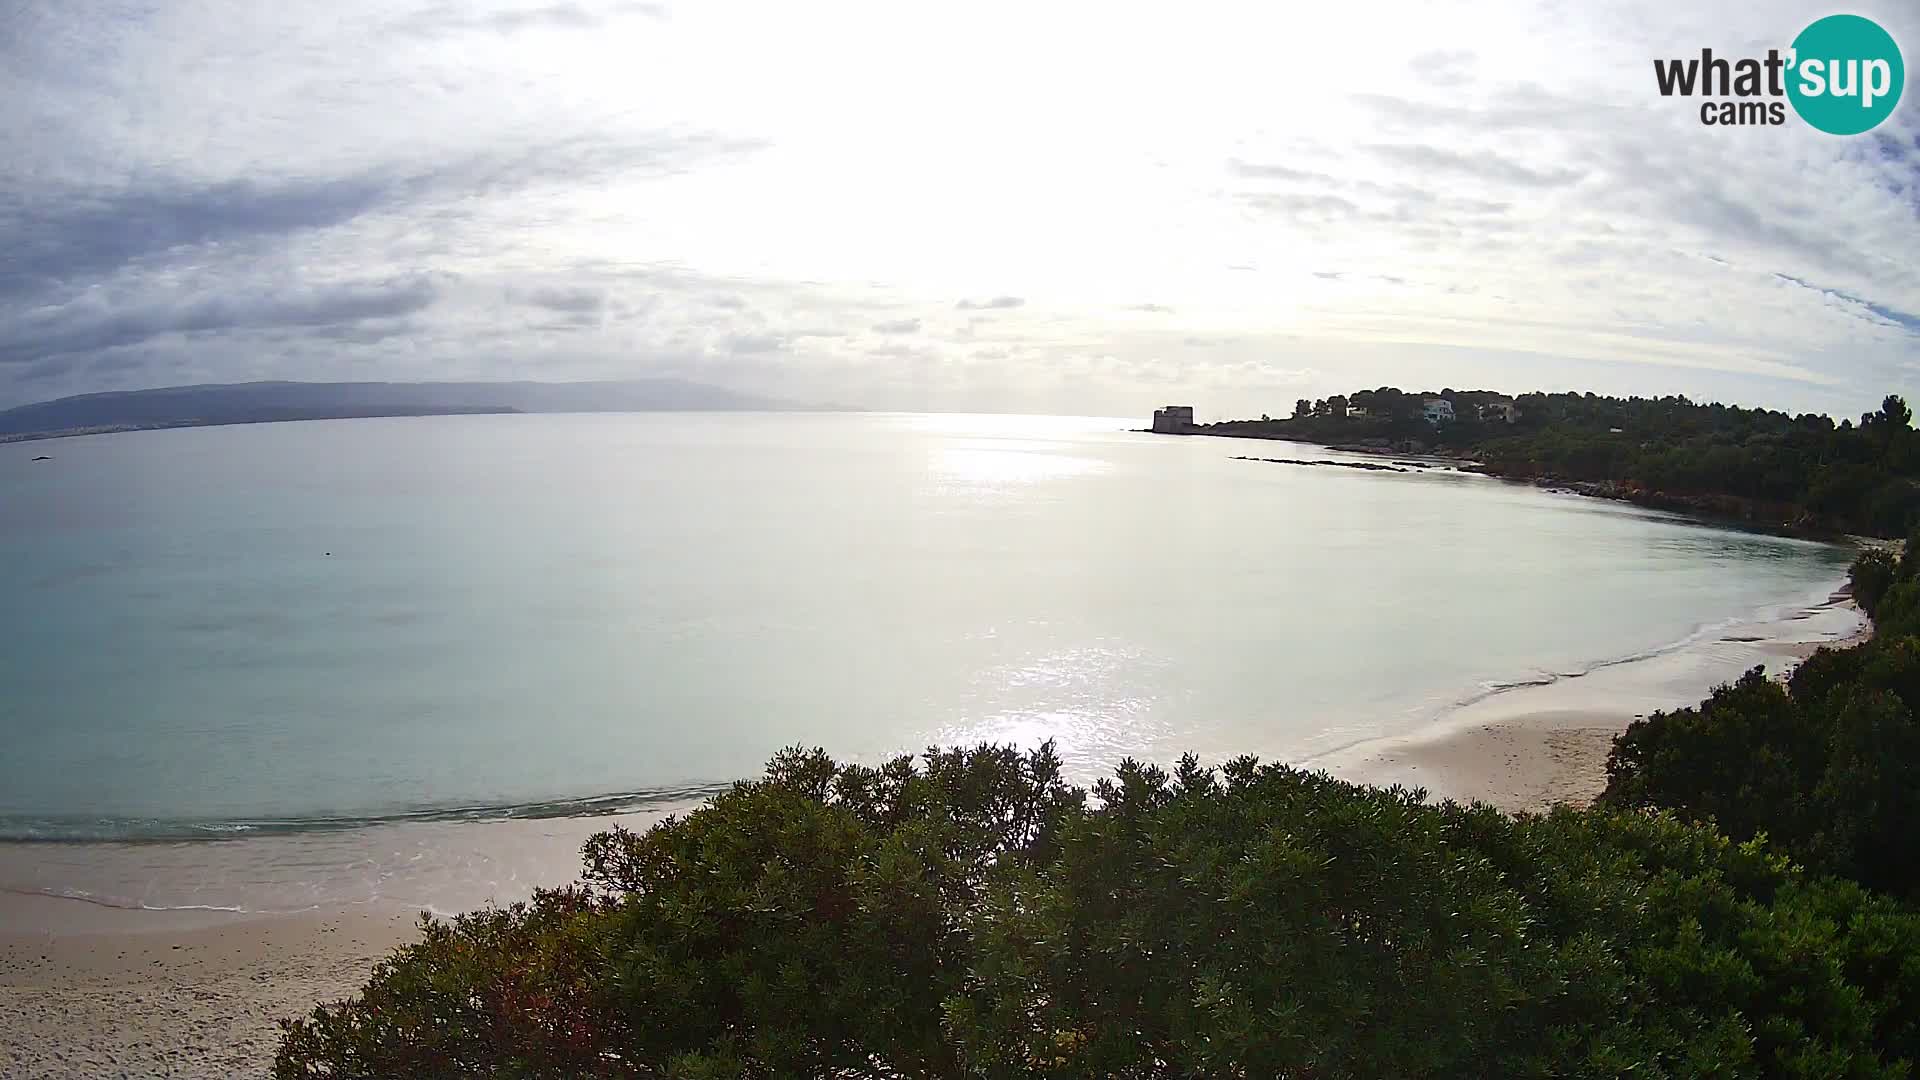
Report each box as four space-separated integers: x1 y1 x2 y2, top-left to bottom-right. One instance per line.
0 575 1874 1077
1153 426 1879 543
1309 583 1871 813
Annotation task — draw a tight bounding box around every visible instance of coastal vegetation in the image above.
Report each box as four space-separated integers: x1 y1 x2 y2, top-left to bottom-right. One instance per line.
274 523 1920 1078
1600 532 1920 901
1202 390 1920 537
281 569 1920 1080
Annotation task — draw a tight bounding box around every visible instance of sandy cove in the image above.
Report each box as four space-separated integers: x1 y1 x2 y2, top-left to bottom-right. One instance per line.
0 591 1872 1078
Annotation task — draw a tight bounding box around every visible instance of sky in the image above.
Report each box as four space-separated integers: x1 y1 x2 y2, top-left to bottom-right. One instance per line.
2 0 1917 420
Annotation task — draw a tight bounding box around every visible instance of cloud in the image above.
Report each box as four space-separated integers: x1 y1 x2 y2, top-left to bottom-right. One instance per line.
1348 91 1590 134
2 0 1917 417
1226 159 1337 183
518 286 606 314
1367 143 1584 188
1774 275 1920 336
1408 49 1475 86
0 277 441 368
725 332 785 353
0 133 763 307
394 1 666 36
1235 192 1362 219
0 176 394 303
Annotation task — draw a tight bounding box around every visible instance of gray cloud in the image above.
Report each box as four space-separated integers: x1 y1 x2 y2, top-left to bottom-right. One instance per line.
0 133 762 308
0 176 394 303
873 318 921 334
956 296 1024 310
518 286 606 314
0 277 441 368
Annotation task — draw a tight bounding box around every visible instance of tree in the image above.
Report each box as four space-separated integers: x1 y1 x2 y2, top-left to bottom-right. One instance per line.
1602 539 1920 900
1853 549 1897 615
281 746 1920 1078
1294 398 1312 419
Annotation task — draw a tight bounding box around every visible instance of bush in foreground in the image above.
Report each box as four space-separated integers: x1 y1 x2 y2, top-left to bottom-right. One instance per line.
1601 539 1920 901
278 744 1920 1079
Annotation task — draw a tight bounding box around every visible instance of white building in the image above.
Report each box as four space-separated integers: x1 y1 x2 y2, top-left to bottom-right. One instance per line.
1422 398 1455 425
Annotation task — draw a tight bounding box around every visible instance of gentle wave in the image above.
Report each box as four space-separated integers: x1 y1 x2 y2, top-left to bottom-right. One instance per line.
0 885 286 915
0 783 732 843
1298 577 1863 775
1427 581 1859 724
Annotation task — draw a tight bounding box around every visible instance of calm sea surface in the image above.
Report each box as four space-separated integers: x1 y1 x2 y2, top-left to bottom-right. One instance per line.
0 412 1854 840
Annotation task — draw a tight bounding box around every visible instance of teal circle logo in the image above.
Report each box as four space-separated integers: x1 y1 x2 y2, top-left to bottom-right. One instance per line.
1787 14 1904 135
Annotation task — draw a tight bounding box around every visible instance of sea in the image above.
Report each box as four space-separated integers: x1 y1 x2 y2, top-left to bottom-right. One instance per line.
0 411 1862 915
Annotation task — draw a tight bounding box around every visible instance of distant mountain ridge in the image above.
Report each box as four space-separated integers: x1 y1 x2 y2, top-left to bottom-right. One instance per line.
0 379 827 442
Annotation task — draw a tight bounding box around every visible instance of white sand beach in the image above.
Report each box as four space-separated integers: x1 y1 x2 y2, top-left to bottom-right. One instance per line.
1 898 416 1080
0 809 675 1079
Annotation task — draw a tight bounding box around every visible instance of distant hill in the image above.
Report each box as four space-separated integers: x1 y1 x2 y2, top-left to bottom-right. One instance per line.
0 379 828 442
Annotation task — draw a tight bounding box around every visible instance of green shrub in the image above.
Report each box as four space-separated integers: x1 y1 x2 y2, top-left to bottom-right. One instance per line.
279 747 1920 1079
1853 550 1898 616
1601 542 1920 901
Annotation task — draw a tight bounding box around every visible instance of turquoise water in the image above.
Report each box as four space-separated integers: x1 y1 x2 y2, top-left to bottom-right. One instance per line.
0 412 1853 839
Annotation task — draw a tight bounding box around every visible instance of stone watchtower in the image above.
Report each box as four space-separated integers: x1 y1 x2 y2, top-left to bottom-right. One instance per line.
1151 405 1195 433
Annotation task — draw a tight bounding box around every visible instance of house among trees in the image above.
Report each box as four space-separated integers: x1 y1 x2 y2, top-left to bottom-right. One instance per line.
1422 398 1455 425
1151 405 1195 433
1478 400 1519 424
